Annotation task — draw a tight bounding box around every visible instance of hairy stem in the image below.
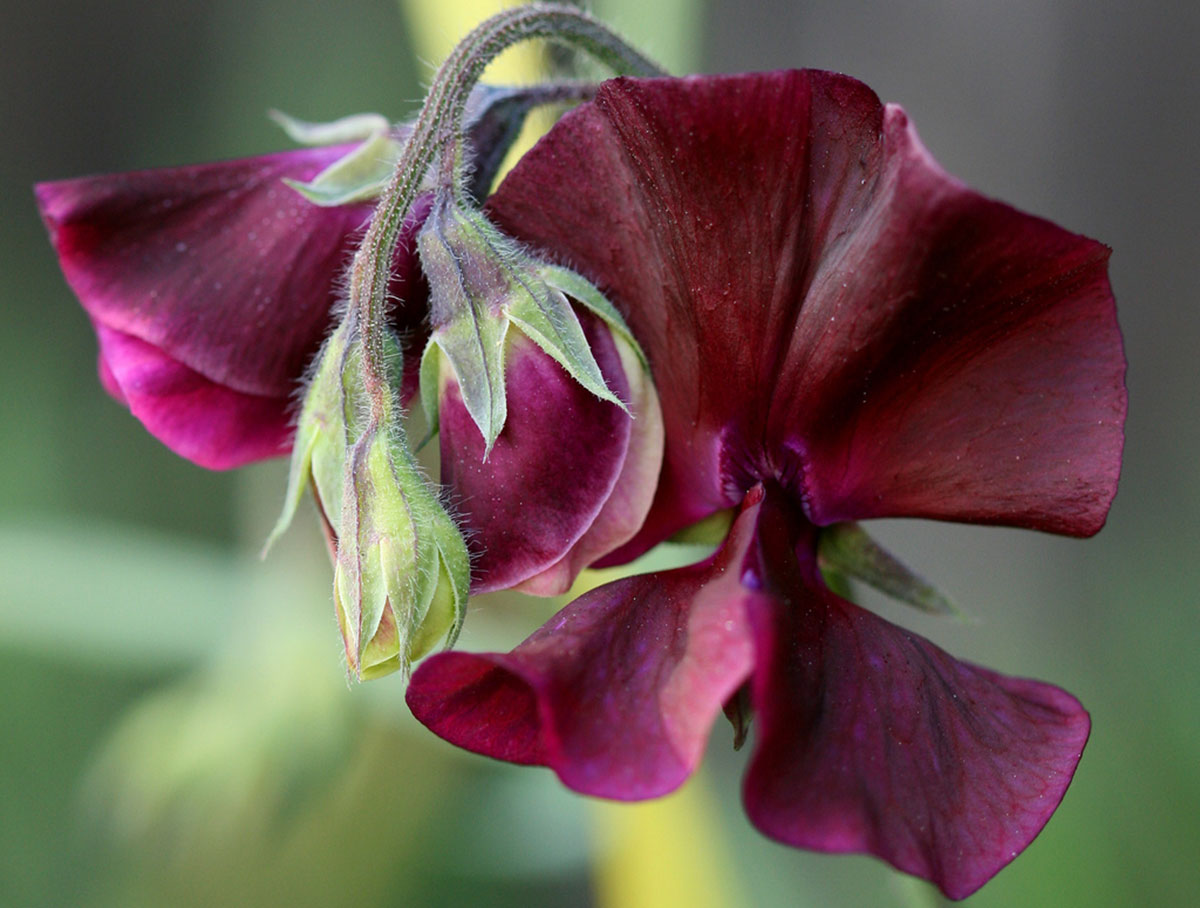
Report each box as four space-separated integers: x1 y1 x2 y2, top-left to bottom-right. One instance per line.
345 2 666 429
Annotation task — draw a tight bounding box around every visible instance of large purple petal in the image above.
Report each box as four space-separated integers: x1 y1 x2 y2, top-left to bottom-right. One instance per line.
439 314 634 593
486 71 1126 548
406 490 764 796
37 150 432 468
413 479 1090 897
741 488 1090 899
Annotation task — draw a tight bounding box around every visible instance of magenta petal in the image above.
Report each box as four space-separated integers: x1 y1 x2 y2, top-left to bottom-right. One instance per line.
37 149 433 467
36 147 374 399
406 492 765 797
742 492 1090 899
487 71 1126 545
439 316 633 592
94 323 291 469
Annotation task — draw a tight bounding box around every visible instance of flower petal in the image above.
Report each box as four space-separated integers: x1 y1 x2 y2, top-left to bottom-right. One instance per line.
406 490 764 797
514 332 664 596
741 488 1090 900
37 149 433 466
486 71 1125 547
94 323 292 469
774 106 1125 535
36 147 372 398
438 313 634 592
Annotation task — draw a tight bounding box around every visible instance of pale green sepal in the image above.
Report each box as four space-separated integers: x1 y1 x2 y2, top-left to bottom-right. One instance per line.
350 431 419 669
261 417 318 558
268 109 391 146
282 131 404 206
506 286 626 413
427 504 471 652
418 202 511 452
817 523 967 619
416 339 443 449
434 309 510 456
261 324 351 557
539 264 646 370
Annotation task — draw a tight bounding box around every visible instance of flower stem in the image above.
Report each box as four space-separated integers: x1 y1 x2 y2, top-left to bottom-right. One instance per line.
345 2 666 428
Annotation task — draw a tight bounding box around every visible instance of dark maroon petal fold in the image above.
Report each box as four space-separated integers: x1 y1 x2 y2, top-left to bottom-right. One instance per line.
742 489 1090 899
37 149 432 468
486 71 1126 548
406 490 764 796
439 315 634 593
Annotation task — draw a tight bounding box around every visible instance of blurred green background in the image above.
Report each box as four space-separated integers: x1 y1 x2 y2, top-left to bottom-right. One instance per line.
2 0 1196 906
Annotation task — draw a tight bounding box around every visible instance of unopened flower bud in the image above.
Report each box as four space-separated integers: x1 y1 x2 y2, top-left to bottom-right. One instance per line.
267 322 469 680
415 193 663 594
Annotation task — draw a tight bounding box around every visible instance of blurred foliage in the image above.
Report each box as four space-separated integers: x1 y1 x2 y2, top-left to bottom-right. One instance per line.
2 0 1198 906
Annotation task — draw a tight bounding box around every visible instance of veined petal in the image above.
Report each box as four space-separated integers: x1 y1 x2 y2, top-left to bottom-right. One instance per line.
36 146 373 398
741 487 1090 900
774 106 1125 535
485 71 1126 548
514 331 663 596
412 481 1090 898
406 490 763 797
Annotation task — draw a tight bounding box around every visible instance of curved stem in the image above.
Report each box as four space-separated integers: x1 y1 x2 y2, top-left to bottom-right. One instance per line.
345 2 666 427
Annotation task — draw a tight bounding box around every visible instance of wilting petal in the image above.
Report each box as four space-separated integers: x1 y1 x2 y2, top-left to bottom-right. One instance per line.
37 150 432 467
94 323 292 468
406 490 765 797
741 488 1090 899
486 71 1126 549
439 314 633 592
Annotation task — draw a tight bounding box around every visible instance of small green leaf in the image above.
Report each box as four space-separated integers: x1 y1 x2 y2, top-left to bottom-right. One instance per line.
818 523 966 618
262 324 350 556
434 309 510 455
416 339 442 449
268 109 391 146
419 205 512 452
425 500 471 652
282 131 404 206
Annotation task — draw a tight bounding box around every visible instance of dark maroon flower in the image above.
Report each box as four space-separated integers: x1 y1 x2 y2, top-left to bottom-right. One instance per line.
407 70 1126 898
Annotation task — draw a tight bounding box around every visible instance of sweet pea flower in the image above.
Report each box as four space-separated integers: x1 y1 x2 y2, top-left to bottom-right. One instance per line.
406 70 1127 898
416 194 662 594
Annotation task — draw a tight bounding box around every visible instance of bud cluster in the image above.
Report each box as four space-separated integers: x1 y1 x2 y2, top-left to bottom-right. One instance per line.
265 4 668 680
267 321 469 679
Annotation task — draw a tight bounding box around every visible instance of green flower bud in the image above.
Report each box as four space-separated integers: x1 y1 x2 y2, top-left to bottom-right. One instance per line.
266 320 469 681
334 425 469 679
